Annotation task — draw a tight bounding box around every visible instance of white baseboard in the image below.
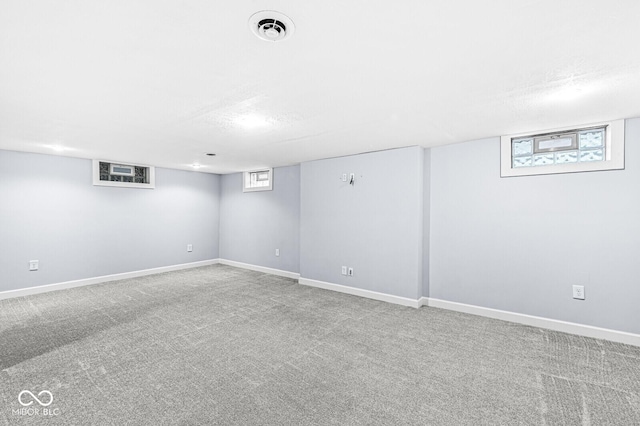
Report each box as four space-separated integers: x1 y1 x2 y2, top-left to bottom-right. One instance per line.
426 297 640 347
0 259 220 301
4 260 636 347
218 259 300 280
299 277 422 308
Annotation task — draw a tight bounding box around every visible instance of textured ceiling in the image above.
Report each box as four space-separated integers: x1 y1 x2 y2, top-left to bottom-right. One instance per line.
1 1 639 174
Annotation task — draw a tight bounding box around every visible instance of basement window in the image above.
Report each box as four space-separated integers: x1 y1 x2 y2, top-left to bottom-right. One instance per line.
92 160 155 189
243 168 273 192
501 120 625 177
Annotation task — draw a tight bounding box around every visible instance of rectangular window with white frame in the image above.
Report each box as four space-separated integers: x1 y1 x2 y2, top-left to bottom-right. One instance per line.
93 160 155 189
243 168 273 192
500 119 625 177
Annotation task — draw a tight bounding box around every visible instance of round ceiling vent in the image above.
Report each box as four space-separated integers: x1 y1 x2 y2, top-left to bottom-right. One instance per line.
249 11 295 42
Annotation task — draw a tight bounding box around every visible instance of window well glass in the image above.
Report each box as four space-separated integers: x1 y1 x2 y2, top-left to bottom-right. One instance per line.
533 154 554 166
555 151 578 164
504 125 608 170
513 156 532 168
243 168 273 192
501 120 624 177
512 139 533 156
579 129 604 149
580 149 604 162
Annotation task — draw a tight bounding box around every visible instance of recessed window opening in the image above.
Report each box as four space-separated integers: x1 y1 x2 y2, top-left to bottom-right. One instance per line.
243 168 273 192
501 120 624 177
93 160 155 189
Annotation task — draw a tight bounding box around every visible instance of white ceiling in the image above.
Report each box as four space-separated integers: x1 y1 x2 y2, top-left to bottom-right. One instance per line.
1 1 639 174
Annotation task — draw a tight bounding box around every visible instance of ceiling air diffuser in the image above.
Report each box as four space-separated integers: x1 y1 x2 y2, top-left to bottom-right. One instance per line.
249 11 295 42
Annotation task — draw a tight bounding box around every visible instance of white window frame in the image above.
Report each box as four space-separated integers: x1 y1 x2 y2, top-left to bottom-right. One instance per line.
500 119 625 177
243 168 273 192
93 160 156 189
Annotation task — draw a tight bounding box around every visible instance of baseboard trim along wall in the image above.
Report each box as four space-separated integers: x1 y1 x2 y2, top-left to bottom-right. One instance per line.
3 261 637 347
299 277 422 308
424 297 640 347
218 259 300 280
0 259 221 301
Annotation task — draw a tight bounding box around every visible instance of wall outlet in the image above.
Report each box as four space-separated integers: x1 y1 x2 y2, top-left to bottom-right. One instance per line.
187 244 193 252
341 173 347 182
348 267 354 277
341 266 347 275
29 260 39 271
572 285 585 300
275 248 280 257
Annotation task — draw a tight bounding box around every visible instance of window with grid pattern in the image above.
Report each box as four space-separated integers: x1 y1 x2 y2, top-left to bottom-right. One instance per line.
243 169 273 192
501 120 624 177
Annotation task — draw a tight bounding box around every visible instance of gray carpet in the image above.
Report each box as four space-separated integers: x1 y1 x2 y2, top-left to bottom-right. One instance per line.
1 265 639 425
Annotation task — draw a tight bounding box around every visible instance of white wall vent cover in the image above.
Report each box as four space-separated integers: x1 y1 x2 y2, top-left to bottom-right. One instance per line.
93 160 155 189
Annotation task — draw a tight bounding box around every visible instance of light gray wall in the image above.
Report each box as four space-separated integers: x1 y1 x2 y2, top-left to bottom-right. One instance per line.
0 150 220 292
300 147 424 300
429 117 640 334
219 165 300 273
422 148 431 298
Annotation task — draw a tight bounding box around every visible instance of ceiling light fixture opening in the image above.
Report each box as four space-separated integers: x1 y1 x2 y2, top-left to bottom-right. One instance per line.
249 11 295 42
